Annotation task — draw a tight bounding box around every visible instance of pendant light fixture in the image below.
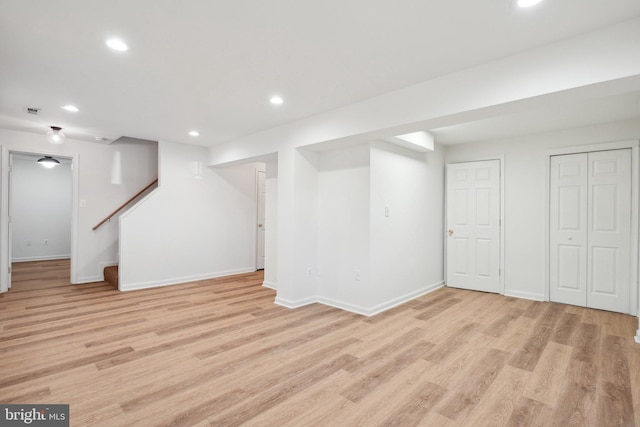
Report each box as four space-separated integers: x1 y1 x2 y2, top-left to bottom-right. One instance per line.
37 156 61 168
46 126 65 144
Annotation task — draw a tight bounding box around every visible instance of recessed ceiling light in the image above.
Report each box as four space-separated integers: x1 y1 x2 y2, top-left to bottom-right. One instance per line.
61 105 79 112
270 96 284 105
188 130 200 137
516 0 543 8
106 38 128 52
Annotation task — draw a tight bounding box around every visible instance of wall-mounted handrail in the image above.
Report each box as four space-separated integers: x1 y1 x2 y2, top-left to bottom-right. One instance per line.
92 179 158 231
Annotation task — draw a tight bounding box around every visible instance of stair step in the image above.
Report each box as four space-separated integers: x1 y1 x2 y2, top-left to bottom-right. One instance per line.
104 265 119 289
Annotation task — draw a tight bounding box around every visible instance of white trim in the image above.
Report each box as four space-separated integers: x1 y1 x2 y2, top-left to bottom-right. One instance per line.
256 168 266 270
262 280 277 290
544 139 639 316
119 267 255 291
12 255 71 262
274 295 317 309
1 147 79 291
320 280 445 316
1 146 9 292
76 275 104 284
314 296 371 316
274 280 444 316
504 290 545 301
445 156 505 294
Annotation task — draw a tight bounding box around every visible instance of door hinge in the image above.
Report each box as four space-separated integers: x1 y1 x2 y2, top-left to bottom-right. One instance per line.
499 268 501 276
8 266 11 274
8 216 11 223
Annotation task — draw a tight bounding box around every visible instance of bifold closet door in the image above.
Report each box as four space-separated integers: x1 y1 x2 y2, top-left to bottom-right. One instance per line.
550 153 588 307
587 150 631 313
550 149 631 313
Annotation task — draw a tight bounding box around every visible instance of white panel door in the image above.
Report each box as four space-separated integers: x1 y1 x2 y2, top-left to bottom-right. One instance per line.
7 153 13 289
587 150 631 313
446 160 500 293
256 170 266 270
550 153 588 306
549 149 631 313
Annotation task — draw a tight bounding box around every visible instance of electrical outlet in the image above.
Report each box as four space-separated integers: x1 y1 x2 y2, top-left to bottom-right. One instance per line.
26 240 31 246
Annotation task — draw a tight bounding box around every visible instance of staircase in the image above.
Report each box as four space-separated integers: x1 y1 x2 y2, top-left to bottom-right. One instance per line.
93 179 158 291
104 265 119 289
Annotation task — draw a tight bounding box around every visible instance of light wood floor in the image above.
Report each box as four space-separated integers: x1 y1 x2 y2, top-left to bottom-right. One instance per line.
1 260 639 426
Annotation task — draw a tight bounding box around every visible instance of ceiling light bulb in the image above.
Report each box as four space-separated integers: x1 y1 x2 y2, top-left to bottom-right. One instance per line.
270 96 284 105
61 105 79 112
46 126 65 144
189 130 200 137
106 38 128 52
516 0 543 8
37 156 60 168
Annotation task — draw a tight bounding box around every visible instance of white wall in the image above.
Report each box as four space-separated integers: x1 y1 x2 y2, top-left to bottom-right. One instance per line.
369 141 445 310
317 144 371 310
445 118 640 300
274 141 445 315
0 129 158 289
119 140 261 290
10 154 72 261
263 160 278 289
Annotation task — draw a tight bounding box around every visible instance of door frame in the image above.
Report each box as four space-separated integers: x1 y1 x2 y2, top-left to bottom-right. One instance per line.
1 146 80 291
445 156 505 295
544 139 639 316
256 169 266 270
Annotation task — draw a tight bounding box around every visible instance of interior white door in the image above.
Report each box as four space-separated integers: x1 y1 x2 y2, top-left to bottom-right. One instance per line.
7 153 13 289
446 160 500 293
549 153 588 306
587 149 631 313
549 149 631 313
256 170 266 270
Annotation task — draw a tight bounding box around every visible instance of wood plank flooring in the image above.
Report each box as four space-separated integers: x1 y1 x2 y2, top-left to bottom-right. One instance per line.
1 260 639 426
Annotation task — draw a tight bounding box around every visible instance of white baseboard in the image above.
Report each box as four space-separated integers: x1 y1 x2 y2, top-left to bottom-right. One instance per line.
262 280 277 290
12 255 71 262
318 280 445 316
274 295 317 309
75 275 102 284
363 280 445 316
315 296 371 316
503 289 545 301
635 328 640 344
120 267 255 291
274 280 445 317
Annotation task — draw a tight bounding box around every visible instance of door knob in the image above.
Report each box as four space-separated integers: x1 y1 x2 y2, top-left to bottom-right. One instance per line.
448 229 454 236
258 224 263 228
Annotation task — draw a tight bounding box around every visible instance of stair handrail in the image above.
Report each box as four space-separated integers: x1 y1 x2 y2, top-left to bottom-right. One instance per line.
92 179 158 231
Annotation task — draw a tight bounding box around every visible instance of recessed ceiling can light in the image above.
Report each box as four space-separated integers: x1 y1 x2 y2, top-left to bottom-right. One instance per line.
188 130 200 137
106 38 128 52
516 0 543 8
61 105 79 112
270 96 284 105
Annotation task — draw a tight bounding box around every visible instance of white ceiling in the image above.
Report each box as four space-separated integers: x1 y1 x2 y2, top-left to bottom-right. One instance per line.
1 0 640 146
